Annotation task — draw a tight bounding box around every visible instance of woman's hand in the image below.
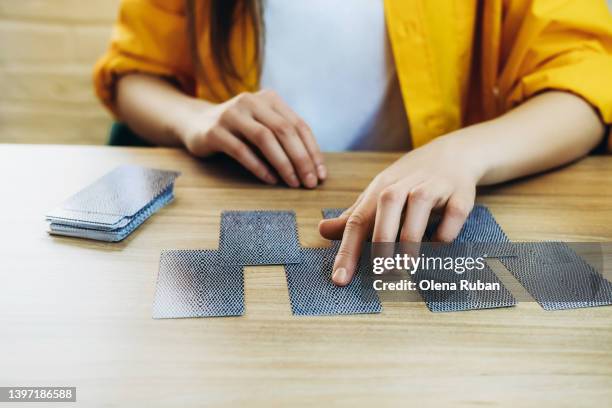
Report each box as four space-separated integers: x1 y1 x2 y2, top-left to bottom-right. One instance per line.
318 135 484 286
116 76 326 187
318 91 605 287
180 89 326 188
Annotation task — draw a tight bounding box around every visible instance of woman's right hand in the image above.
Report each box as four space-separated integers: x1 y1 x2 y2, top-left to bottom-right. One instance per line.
180 89 326 188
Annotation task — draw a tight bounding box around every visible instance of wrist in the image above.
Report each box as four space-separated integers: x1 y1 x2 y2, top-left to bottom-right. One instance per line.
435 127 491 185
171 98 218 148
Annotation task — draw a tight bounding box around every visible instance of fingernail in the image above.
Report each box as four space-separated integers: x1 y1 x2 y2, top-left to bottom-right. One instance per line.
288 173 300 188
332 267 347 285
317 164 327 180
304 172 317 188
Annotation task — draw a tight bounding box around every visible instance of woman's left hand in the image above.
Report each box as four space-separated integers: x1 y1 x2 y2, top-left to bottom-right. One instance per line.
318 134 484 286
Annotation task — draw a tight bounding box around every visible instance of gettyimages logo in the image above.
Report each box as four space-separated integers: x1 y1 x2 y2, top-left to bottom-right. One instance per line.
367 243 498 296
371 252 487 274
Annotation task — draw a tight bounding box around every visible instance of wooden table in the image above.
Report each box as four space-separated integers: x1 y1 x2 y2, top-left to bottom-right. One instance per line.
1 144 611 407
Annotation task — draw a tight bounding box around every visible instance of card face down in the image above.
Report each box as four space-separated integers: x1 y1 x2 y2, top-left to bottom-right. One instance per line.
425 205 516 258
47 165 179 225
500 243 612 310
61 165 179 217
46 208 131 229
412 243 517 312
218 210 302 265
321 207 515 312
153 250 244 318
284 247 382 316
49 188 174 242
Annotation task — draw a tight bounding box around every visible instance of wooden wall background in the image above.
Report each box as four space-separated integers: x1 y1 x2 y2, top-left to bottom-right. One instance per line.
0 1 611 145
0 0 120 145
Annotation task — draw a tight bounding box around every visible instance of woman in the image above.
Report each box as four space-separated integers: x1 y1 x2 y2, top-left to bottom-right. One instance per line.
94 0 612 286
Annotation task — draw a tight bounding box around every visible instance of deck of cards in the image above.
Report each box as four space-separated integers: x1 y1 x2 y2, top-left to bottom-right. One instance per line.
46 165 180 242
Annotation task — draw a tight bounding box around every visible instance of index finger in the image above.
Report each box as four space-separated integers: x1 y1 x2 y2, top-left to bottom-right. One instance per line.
331 197 376 286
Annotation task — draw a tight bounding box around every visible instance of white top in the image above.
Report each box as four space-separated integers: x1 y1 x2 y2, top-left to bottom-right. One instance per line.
260 0 411 152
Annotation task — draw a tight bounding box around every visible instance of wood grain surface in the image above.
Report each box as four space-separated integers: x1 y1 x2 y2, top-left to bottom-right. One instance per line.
0 144 611 407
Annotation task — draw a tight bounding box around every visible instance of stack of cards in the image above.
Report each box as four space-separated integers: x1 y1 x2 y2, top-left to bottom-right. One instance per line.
46 165 179 242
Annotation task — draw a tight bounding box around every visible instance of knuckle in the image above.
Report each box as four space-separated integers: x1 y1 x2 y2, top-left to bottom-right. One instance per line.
379 187 402 205
274 122 292 138
230 143 249 159
409 185 432 204
218 108 237 124
268 89 279 99
204 126 221 142
336 247 352 259
446 200 473 220
252 126 272 144
235 92 253 105
295 119 310 134
346 212 367 230
258 88 277 99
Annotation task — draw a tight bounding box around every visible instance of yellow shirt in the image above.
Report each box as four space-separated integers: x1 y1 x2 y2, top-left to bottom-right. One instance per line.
94 0 612 150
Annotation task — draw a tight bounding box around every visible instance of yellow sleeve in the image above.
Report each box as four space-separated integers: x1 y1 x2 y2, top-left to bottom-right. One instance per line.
499 0 612 130
93 0 195 117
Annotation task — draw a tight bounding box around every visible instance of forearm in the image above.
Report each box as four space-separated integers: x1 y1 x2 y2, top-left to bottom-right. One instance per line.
445 91 606 185
116 74 213 146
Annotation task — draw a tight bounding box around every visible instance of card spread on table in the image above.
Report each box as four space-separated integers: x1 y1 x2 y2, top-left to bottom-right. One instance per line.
153 250 244 318
46 165 179 242
218 210 302 265
284 247 382 316
425 205 516 258
322 207 515 311
500 243 612 310
414 243 517 312
153 206 610 319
